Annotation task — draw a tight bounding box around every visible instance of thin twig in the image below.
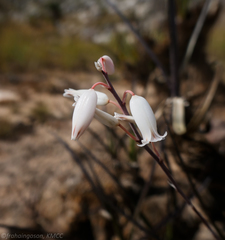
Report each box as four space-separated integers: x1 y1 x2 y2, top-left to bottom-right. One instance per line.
181 0 212 71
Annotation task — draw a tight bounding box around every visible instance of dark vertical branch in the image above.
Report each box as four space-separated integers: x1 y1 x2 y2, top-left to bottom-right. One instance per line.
101 71 221 240
168 0 179 97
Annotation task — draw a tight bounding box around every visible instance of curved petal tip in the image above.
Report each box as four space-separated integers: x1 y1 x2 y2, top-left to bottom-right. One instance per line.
137 139 150 147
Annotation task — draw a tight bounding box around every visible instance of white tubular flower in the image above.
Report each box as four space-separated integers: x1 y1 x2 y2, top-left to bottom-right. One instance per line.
130 95 167 147
94 55 115 75
63 88 109 106
71 89 97 140
94 108 119 128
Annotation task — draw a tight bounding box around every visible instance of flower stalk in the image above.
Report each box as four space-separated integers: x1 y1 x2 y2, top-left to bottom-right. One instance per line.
63 54 220 240
100 70 221 240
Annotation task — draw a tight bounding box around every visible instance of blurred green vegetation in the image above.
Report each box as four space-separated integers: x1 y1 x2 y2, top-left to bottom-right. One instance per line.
0 22 105 72
206 26 225 64
0 21 142 73
0 11 224 75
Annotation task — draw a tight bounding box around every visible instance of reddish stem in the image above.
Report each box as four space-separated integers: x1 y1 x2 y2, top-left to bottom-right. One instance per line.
91 82 110 90
119 124 138 141
122 90 135 104
108 100 123 111
151 143 162 162
100 57 106 73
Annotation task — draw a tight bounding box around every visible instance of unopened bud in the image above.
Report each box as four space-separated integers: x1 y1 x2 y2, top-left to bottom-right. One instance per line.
94 55 115 75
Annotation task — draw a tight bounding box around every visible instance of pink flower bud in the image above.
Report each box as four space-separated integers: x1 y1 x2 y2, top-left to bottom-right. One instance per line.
94 55 115 75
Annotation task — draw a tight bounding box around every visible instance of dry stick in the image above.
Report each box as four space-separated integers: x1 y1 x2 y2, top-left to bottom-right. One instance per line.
181 0 212 71
104 0 169 85
168 0 179 97
54 134 161 239
101 71 221 240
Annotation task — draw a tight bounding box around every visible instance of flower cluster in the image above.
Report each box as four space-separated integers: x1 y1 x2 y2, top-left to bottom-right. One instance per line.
63 55 167 147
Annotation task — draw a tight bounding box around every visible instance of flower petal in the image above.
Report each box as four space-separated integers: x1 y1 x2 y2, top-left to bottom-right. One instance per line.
130 95 166 146
137 139 150 147
114 112 135 123
71 89 97 140
95 109 119 127
63 88 109 106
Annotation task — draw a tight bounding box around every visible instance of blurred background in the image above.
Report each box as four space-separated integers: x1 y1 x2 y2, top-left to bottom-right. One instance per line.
0 0 225 239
